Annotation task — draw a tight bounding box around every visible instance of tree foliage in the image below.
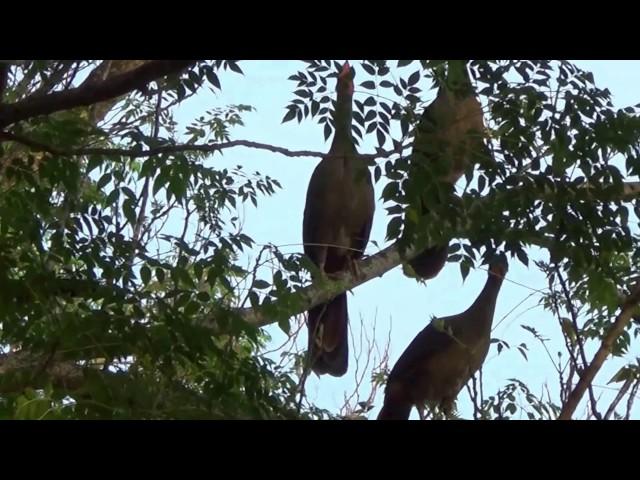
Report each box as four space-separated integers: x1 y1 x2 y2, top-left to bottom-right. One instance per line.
1 60 639 419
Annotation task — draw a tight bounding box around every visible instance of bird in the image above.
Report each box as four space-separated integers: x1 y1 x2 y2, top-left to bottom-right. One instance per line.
302 61 375 377
405 60 489 280
378 255 508 420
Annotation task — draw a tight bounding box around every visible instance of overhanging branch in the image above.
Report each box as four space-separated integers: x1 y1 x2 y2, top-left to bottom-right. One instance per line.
0 60 197 128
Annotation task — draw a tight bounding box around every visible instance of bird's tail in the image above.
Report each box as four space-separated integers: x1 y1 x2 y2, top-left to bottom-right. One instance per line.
306 292 348 377
407 244 448 280
377 384 413 420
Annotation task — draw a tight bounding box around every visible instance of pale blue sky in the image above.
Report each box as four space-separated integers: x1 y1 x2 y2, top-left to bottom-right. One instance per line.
171 60 640 419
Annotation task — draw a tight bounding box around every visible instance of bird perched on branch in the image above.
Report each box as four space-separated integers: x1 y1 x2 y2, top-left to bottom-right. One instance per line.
405 60 489 280
302 62 375 377
378 255 508 420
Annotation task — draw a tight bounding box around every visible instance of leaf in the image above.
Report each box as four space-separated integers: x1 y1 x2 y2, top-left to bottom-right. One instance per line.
607 365 636 384
408 71 420 86
373 165 381 183
363 96 376 107
156 268 165 283
460 261 470 281
516 249 529 267
227 61 244 75
360 81 375 90
253 279 270 290
122 199 137 226
140 266 151 285
278 318 291 335
281 108 297 124
386 216 403 240
324 123 332 140
97 173 112 190
205 69 221 90
361 63 376 76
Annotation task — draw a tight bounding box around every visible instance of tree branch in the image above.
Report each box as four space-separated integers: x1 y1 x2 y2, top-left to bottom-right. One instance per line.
0 130 405 162
232 242 411 328
558 283 640 420
0 60 197 128
554 266 601 419
0 350 86 393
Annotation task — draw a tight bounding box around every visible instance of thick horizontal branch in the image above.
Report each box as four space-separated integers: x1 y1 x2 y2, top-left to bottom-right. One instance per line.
0 60 197 128
0 131 406 162
558 282 640 420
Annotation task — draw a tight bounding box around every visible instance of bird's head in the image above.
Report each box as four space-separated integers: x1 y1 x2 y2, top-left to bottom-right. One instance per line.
488 254 509 279
336 61 355 97
444 60 474 98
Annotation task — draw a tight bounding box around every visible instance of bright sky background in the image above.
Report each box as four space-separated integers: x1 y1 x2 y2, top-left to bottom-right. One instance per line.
172 60 640 420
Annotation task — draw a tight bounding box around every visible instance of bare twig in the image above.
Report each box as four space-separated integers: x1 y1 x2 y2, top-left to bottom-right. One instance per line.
625 378 640 420
604 376 634 420
558 283 640 419
0 130 405 162
554 266 601 419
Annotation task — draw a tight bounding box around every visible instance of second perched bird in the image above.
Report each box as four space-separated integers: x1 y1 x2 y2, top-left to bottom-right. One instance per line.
378 255 508 420
405 60 488 280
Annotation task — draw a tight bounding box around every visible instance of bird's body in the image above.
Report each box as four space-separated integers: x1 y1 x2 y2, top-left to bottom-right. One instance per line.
378 257 508 420
303 62 375 377
406 61 488 280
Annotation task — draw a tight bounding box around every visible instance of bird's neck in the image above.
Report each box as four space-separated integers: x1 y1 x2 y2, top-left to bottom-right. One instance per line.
330 96 356 154
466 274 503 332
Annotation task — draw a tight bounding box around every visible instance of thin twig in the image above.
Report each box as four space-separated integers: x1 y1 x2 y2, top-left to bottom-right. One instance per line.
0 130 405 162
604 376 634 420
554 265 601 419
625 378 640 420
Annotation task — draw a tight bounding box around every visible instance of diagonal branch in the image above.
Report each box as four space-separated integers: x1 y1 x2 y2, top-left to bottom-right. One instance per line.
558 283 640 420
554 266 601 419
0 60 197 128
233 242 413 328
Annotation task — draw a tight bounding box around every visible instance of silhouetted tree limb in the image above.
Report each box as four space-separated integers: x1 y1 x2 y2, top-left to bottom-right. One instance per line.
0 60 196 128
558 283 640 419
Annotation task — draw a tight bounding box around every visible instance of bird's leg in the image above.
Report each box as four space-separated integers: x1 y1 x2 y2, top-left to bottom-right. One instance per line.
347 256 363 281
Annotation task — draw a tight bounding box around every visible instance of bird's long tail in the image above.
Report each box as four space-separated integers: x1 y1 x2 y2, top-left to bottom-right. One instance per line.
306 292 348 377
408 243 448 280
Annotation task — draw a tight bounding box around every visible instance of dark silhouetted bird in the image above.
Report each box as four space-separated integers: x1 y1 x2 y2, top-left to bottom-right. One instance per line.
303 62 375 377
378 255 508 419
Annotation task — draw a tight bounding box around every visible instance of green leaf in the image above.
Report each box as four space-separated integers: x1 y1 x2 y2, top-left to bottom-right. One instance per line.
385 216 403 240
97 173 112 190
140 266 151 285
252 279 270 290
281 108 297 124
156 268 165 283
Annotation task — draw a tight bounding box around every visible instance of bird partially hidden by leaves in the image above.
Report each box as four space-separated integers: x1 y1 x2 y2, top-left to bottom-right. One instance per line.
404 60 491 281
378 255 508 420
302 62 375 377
